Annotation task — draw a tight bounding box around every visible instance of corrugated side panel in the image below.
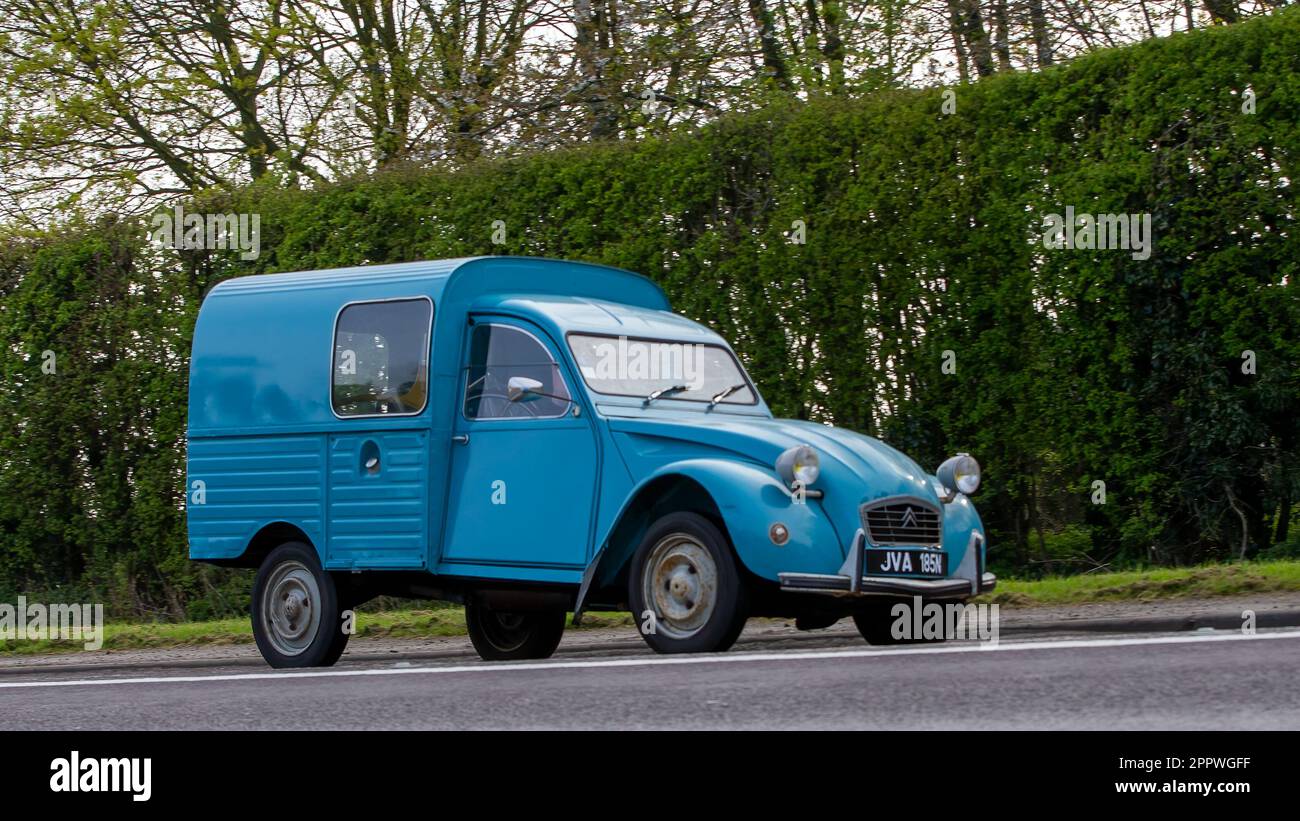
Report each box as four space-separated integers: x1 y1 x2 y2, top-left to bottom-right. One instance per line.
327 430 429 568
187 435 326 560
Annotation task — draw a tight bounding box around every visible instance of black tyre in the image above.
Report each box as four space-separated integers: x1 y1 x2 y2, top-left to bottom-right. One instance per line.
251 542 351 668
320 585 355 667
852 597 948 646
464 598 566 661
628 511 749 654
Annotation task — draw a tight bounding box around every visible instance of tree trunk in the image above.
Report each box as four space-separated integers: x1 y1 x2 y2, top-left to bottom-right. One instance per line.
1225 483 1250 559
1137 0 1158 38
1202 0 1239 24
821 1 847 92
1277 490 1292 543
945 0 971 83
574 0 620 140
1028 0 1054 66
747 0 793 90
993 0 1012 71
953 0 996 78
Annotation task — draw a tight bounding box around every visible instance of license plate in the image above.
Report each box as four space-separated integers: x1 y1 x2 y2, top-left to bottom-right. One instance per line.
865 549 947 578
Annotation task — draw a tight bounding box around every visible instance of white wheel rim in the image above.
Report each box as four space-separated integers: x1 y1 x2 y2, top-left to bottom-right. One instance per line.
643 533 718 640
261 560 322 656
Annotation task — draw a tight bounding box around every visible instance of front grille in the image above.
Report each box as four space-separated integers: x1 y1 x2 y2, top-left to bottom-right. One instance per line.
861 498 942 547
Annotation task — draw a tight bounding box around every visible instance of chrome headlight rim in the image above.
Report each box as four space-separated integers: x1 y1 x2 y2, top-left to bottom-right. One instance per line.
775 444 820 488
937 452 981 497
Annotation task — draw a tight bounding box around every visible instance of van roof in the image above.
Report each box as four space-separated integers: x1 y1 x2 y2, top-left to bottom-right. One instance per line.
206 255 667 307
189 256 676 436
480 295 723 343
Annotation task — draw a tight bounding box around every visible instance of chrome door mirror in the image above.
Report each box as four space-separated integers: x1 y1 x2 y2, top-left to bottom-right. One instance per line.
507 376 545 402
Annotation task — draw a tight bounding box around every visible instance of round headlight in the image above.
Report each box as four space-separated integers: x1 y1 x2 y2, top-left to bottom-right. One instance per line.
937 453 981 496
776 444 820 488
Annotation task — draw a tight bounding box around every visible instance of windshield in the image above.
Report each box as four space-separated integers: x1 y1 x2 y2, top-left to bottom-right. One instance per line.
568 334 758 405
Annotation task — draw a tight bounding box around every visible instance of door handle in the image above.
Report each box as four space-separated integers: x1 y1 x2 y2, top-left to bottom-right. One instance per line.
360 439 382 475
452 434 470 445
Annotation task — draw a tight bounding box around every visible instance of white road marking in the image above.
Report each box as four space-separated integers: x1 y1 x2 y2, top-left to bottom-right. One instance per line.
1 629 1297 690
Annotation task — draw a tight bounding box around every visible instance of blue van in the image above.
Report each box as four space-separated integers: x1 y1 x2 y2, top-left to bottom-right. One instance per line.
187 256 994 666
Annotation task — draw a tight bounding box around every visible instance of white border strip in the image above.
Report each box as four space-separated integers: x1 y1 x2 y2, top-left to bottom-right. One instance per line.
2 629 1298 691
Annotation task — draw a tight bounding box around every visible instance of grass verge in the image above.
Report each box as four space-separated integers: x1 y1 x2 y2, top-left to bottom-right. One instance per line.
0 609 633 656
979 560 1300 606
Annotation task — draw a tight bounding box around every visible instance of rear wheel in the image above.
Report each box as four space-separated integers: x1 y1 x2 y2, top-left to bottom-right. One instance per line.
629 512 748 654
464 598 566 661
852 597 948 645
251 542 351 668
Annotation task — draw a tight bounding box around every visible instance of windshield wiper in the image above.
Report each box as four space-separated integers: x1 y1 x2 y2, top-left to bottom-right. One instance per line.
708 383 747 408
644 384 689 405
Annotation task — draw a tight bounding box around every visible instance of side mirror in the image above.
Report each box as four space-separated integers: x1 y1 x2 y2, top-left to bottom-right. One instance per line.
507 376 545 402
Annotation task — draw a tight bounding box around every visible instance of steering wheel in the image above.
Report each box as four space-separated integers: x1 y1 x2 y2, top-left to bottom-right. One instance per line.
472 391 541 419
373 387 406 414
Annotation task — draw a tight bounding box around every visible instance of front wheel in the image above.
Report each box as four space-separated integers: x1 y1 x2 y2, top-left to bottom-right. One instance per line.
628 512 749 654
251 542 351 668
464 598 566 661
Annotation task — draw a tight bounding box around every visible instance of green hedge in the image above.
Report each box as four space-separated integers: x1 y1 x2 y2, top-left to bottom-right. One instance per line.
2 11 1299 615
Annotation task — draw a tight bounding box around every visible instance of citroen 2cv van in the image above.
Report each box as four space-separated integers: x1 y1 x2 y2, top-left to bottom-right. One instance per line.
187 256 995 667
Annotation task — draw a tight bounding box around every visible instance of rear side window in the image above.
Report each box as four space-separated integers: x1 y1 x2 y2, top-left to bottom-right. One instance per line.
332 298 432 417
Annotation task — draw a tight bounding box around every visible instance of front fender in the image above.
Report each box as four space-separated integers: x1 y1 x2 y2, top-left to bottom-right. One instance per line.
941 493 987 571
606 458 852 584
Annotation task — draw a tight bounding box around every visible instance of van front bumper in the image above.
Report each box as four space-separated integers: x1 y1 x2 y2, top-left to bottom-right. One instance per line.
777 529 995 600
778 570 997 599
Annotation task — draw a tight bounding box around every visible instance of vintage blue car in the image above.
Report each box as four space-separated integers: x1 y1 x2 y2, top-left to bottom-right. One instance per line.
187 256 994 666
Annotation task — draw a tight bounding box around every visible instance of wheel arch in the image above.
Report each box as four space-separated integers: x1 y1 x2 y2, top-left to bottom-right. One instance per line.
590 458 817 600
585 458 845 608
588 471 729 605
237 521 317 569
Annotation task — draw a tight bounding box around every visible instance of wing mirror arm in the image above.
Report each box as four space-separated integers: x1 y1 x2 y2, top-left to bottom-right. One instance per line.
506 376 570 404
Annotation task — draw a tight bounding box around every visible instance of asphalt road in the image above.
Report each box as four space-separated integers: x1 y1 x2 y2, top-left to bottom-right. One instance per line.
1 629 1298 730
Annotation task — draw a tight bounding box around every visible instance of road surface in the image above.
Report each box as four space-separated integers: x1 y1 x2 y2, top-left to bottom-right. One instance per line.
1 629 1297 730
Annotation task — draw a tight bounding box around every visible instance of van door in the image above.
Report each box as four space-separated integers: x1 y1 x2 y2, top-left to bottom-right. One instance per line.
325 297 433 570
442 318 598 570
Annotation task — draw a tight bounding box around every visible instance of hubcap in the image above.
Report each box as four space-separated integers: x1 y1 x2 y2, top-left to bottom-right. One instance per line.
261 560 322 656
643 534 718 640
476 608 532 652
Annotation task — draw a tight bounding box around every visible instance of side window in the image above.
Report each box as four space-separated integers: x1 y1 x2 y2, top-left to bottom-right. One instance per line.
463 324 571 420
333 298 432 417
